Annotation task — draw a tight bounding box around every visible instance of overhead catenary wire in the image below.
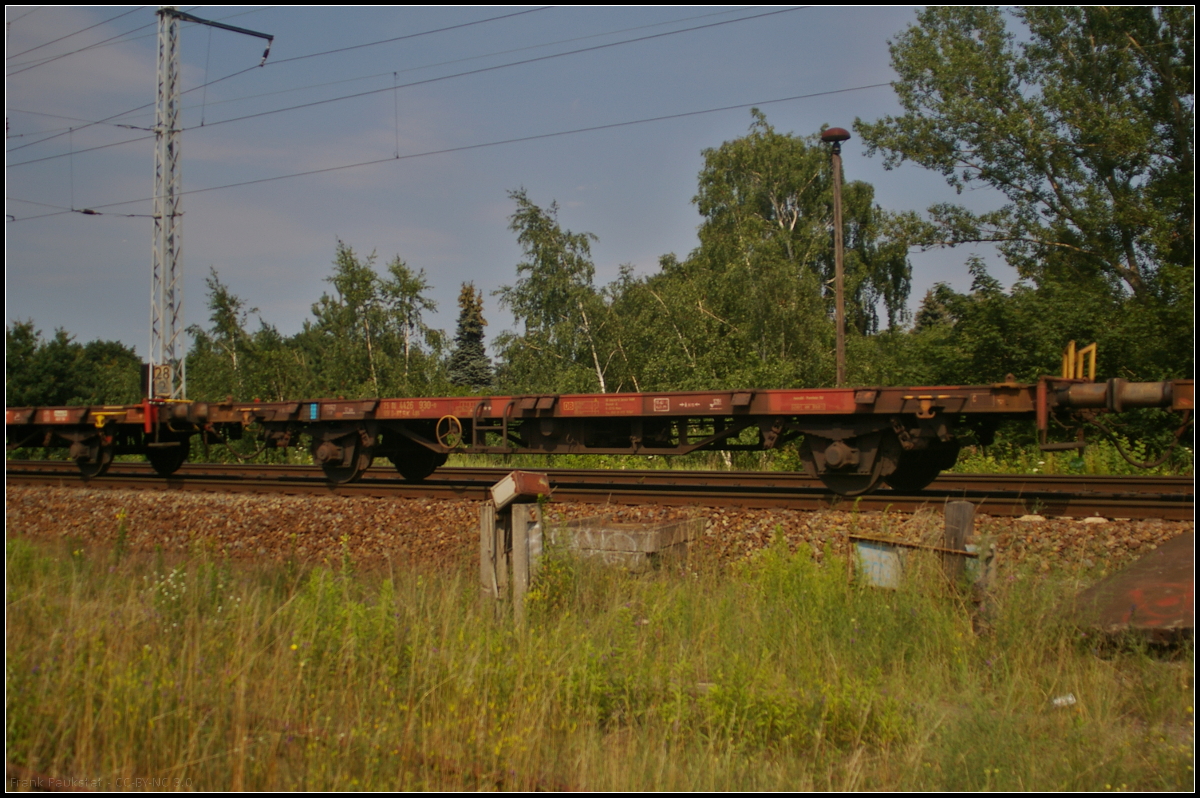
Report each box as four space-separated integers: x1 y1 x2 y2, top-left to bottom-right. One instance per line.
5 7 207 153
1 7 277 73
3 5 504 73
262 6 550 68
6 6 271 69
9 134 155 167
6 81 892 223
5 6 145 60
4 107 152 138
5 7 549 154
176 7 807 131
5 6 193 76
5 7 44 24
6 7 751 141
6 196 73 211
8 6 807 166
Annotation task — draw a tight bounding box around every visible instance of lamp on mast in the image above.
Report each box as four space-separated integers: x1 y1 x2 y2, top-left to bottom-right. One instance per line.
820 126 851 388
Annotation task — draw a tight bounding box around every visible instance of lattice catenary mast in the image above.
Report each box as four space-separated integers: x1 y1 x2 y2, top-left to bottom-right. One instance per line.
148 6 272 399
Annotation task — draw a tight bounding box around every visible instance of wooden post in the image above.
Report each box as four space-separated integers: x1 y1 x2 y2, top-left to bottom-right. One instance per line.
511 504 544 626
512 503 530 625
480 503 511 610
496 508 510 599
480 503 498 602
526 504 542 585
944 501 974 585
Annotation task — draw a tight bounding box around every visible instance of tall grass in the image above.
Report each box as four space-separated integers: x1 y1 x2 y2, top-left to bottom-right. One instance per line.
449 433 1195 476
952 436 1193 477
6 536 1193 790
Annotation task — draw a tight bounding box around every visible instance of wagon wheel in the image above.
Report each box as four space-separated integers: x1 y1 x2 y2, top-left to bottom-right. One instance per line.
799 433 900 497
146 435 190 477
312 434 374 484
883 440 961 493
388 446 448 483
77 441 114 479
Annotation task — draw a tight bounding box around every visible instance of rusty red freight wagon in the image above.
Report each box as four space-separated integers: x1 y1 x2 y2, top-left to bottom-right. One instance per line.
6 371 1193 496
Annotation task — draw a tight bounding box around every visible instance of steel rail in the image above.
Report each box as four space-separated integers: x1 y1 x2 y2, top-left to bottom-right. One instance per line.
4 459 1193 495
5 461 1192 519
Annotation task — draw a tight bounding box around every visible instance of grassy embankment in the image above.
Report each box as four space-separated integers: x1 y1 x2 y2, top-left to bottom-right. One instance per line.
6 531 1193 791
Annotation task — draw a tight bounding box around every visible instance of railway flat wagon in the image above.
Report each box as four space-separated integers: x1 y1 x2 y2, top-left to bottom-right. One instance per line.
6 368 1192 496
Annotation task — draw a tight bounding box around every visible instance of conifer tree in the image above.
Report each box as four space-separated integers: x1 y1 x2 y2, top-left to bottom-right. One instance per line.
448 282 493 389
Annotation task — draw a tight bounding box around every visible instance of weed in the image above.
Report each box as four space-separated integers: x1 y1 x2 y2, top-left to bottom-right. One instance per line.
114 509 129 561
5 535 1193 791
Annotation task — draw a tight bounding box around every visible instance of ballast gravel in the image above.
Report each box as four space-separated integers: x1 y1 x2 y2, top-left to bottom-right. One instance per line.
5 485 1190 576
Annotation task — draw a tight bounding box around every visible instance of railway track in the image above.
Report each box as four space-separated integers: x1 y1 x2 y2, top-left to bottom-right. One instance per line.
6 461 1193 520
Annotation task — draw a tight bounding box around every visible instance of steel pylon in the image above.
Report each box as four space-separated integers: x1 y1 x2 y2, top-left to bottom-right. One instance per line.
150 5 184 399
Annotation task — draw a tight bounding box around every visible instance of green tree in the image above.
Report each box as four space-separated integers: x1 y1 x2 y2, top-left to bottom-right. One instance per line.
81 338 143 406
380 256 438 382
856 6 1193 379
597 110 913 392
695 110 913 339
6 321 140 406
495 189 612 393
185 248 445 402
299 242 442 397
186 270 304 402
601 256 782 391
306 241 389 395
186 268 257 399
448 282 493 389
5 321 42 405
487 115 915 395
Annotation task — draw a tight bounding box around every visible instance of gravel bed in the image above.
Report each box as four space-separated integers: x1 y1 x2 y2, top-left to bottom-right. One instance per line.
5 486 1190 576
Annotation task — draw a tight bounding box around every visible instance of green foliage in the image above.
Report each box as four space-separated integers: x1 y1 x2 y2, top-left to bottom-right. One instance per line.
876 256 1191 386
493 111 916 394
586 111 915 392
600 257 781 391
187 245 449 403
857 6 1194 382
447 282 493 389
953 431 1193 476
298 241 444 398
5 321 141 406
186 268 273 401
695 109 911 337
495 189 611 393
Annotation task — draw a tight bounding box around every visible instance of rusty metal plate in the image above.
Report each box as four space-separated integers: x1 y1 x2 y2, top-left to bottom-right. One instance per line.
766 390 858 414
1073 531 1194 638
1172 380 1194 411
490 470 551 510
5 408 35 424
558 395 641 416
377 396 512 420
643 394 729 415
35 407 87 424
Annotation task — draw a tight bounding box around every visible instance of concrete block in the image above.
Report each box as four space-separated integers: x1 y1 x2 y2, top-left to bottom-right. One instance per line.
546 515 703 572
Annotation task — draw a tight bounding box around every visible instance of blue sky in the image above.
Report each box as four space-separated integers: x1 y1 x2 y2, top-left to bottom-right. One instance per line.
6 6 1011 356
